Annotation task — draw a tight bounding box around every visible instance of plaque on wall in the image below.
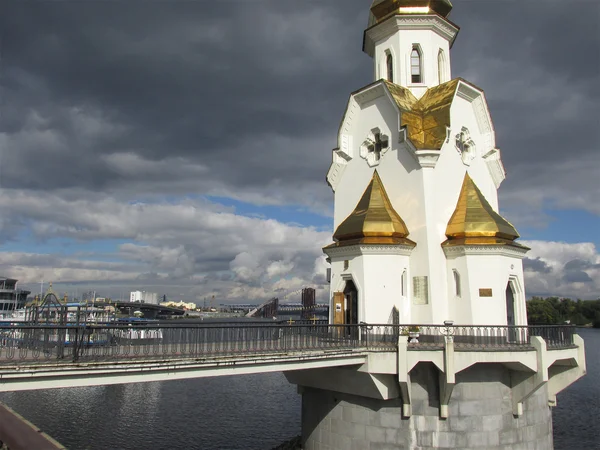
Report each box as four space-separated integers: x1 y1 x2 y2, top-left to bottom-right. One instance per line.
412 276 429 305
479 288 493 297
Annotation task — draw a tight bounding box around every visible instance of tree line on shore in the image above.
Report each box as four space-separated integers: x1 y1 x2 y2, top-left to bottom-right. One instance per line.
526 297 600 327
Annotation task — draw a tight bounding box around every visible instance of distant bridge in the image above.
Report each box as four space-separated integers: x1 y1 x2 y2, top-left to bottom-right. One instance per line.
93 301 185 318
242 288 328 319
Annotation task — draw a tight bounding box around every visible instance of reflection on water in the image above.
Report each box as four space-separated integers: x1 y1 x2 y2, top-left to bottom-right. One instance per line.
0 328 597 449
0 373 301 450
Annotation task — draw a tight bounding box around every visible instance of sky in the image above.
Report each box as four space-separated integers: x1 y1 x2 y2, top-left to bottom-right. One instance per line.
0 0 598 304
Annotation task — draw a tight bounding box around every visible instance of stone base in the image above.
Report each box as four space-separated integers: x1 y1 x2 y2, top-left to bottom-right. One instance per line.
301 363 552 450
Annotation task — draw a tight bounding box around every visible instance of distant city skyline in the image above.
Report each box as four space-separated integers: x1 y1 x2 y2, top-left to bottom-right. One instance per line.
0 0 598 302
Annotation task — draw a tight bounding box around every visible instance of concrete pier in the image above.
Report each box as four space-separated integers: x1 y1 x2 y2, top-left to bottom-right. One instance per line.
301 363 552 450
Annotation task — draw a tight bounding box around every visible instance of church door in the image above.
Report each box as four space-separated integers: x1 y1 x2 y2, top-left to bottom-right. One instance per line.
333 292 345 325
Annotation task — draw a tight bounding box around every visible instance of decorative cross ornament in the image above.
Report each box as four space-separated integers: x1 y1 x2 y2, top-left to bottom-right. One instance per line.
455 126 477 166
360 128 390 167
369 133 388 160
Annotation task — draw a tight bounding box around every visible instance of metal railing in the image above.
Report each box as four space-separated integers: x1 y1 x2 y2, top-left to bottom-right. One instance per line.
403 324 576 351
0 323 577 365
0 323 396 365
529 325 576 349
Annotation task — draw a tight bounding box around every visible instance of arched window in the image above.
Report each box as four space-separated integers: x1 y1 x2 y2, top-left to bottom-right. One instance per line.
438 49 446 83
401 269 407 296
411 46 422 83
453 269 461 297
386 52 394 82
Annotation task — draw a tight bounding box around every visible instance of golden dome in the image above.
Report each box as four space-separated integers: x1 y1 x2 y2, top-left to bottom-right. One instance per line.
331 171 415 247
444 173 520 245
370 0 453 25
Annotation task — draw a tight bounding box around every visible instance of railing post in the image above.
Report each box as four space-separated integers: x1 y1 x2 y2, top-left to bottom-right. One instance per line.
72 327 80 362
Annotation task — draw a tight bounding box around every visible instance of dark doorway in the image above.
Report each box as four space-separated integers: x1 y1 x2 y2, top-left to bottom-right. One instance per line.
505 283 515 327
343 280 359 339
343 280 358 326
506 282 517 342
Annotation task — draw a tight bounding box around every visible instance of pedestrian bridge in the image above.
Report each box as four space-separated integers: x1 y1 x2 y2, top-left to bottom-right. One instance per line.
0 322 581 394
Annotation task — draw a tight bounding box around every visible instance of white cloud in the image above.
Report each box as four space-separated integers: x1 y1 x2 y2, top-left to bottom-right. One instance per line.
0 190 332 303
522 240 600 299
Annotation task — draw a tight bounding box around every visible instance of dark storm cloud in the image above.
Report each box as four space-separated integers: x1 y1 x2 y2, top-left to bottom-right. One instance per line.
563 270 593 284
564 259 600 271
563 259 596 283
0 0 368 196
524 257 552 274
1 0 598 214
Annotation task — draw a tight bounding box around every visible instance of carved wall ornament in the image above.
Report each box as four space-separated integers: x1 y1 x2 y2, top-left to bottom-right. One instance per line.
360 128 390 167
455 126 477 166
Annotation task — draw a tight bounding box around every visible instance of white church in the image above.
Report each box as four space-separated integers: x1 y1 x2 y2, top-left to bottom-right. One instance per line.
324 0 529 328
289 3 585 449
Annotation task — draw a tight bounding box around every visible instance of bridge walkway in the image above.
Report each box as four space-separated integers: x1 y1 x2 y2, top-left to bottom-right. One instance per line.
0 323 577 391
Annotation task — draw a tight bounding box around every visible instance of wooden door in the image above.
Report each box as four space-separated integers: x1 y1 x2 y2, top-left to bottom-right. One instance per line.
333 292 345 325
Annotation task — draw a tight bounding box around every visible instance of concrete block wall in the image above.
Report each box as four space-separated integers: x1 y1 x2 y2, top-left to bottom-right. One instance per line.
301 363 552 450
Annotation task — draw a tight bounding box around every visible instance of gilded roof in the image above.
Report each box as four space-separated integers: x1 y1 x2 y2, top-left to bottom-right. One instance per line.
384 79 459 150
444 173 520 244
330 171 415 247
370 0 453 24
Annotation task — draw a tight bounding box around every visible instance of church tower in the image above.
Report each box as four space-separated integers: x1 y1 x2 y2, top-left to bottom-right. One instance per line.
325 0 525 327
287 2 585 449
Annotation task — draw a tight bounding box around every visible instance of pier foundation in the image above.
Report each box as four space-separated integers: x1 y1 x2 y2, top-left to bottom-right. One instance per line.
299 363 552 450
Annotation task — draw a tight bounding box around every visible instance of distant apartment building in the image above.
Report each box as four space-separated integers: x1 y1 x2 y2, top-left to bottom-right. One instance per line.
130 290 159 305
0 277 31 311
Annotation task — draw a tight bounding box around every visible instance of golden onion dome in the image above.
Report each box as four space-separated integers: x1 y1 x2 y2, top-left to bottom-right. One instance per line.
332 171 413 246
444 173 520 243
370 0 453 26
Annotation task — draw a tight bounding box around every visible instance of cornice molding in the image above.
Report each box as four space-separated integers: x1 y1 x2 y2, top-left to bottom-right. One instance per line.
443 244 528 259
364 15 459 57
324 244 415 259
482 148 506 189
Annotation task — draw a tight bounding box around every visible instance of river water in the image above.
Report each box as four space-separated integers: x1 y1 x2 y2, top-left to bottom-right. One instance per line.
0 328 597 450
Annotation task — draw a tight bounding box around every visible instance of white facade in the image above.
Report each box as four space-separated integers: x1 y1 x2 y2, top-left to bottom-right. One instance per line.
130 290 159 305
324 4 528 327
